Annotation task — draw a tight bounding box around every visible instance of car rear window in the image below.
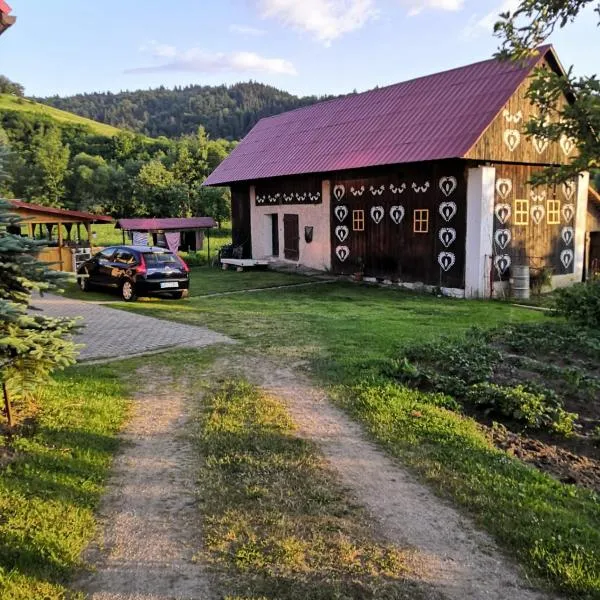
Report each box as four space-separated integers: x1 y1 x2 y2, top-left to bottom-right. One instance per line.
143 252 179 266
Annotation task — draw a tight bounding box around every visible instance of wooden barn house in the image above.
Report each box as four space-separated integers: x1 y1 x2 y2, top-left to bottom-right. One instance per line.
205 46 590 298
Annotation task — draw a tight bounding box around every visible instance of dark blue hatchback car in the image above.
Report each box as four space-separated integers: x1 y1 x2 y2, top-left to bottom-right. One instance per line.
77 246 190 301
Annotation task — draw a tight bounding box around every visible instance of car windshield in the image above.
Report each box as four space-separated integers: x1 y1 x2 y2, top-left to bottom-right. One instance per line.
143 252 179 266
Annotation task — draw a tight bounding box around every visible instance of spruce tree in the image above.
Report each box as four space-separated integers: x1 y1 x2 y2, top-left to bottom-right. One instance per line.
0 144 78 429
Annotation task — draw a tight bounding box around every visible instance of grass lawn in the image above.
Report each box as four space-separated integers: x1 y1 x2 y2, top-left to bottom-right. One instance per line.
0 363 130 600
194 376 423 600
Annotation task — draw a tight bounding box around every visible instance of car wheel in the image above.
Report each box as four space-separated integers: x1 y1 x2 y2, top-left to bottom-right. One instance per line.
169 291 184 300
79 271 90 292
121 280 137 302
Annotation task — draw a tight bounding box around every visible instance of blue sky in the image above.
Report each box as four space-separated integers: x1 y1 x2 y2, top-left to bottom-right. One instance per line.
2 0 598 98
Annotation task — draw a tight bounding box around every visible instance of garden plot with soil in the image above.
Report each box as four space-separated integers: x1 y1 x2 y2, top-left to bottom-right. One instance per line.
391 321 600 492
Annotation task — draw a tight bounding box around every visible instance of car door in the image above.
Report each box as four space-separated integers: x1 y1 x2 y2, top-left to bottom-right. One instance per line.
85 248 116 287
111 249 137 286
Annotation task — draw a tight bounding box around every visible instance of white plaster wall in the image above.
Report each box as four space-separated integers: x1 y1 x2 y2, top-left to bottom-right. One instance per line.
250 181 331 271
465 166 495 299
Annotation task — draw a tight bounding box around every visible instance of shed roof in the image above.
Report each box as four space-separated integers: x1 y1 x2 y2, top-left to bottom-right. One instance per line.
0 1 15 36
205 46 556 186
8 200 113 223
116 217 217 232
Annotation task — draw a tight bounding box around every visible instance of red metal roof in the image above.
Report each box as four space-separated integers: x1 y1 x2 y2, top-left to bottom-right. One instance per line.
205 47 553 186
0 1 11 14
117 217 217 231
8 200 113 222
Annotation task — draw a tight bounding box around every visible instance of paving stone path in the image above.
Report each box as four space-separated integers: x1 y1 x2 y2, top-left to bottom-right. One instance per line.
34 294 232 361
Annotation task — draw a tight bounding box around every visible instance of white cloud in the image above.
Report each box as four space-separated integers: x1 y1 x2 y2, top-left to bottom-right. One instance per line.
229 24 267 36
401 0 465 17
256 0 378 45
127 45 297 76
462 0 519 37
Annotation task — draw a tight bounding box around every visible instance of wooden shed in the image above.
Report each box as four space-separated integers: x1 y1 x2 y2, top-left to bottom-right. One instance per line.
8 200 113 272
205 46 589 298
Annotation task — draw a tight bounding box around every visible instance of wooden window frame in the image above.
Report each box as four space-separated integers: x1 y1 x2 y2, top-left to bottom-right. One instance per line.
413 209 429 234
514 199 529 226
547 199 561 225
352 210 365 232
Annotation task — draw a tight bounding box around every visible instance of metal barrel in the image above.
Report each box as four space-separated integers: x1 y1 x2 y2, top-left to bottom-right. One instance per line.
511 265 530 300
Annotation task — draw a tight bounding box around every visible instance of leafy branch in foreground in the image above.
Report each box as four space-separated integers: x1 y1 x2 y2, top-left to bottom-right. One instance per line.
494 0 600 184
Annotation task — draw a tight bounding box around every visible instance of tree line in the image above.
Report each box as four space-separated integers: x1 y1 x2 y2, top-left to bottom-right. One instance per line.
37 81 329 140
0 108 236 223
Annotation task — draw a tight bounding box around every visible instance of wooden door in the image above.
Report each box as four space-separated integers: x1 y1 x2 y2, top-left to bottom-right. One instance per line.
271 214 279 256
283 214 299 261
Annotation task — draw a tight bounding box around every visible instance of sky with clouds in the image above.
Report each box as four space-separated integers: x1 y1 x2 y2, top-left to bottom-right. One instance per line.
2 0 598 98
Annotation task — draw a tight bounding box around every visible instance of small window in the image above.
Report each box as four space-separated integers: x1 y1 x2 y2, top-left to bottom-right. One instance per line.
515 199 529 225
547 199 561 224
353 210 365 232
413 209 429 233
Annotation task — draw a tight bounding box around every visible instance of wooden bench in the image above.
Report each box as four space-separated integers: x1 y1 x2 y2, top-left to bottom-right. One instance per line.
221 258 271 272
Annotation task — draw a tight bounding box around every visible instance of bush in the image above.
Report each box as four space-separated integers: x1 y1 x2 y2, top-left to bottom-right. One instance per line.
465 383 576 435
554 280 600 328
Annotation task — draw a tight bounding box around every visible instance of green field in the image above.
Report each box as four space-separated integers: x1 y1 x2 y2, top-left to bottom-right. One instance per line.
0 94 122 137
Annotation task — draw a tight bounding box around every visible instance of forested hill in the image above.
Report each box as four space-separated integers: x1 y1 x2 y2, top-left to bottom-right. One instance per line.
37 82 332 140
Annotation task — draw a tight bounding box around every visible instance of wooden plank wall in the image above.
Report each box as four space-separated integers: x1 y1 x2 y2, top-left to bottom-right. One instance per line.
466 58 573 166
231 185 252 258
330 161 467 288
491 163 577 281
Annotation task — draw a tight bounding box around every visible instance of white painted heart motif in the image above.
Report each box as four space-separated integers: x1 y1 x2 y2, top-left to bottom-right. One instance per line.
503 129 521 152
496 178 512 200
562 181 575 202
494 254 511 276
336 245 350 263
533 136 549 154
495 203 512 224
561 226 574 246
335 225 349 243
334 205 348 222
494 228 512 250
531 204 546 225
562 204 575 223
439 176 457 198
370 206 384 225
439 201 457 223
439 228 457 248
333 184 346 201
438 252 456 272
561 249 574 269
560 134 575 156
390 205 405 225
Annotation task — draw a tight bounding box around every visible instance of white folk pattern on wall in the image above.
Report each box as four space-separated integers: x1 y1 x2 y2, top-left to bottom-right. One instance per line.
390 183 407 195
531 204 546 225
562 204 575 223
334 205 348 222
370 206 384 224
412 181 430 194
503 129 521 152
533 135 549 154
495 203 512 224
439 176 457 197
257 191 320 205
370 185 385 196
503 109 523 124
390 205 405 225
439 201 457 223
438 252 456 272
561 226 574 246
333 185 345 201
350 186 365 197
335 226 349 243
494 229 512 250
530 190 546 204
560 134 575 156
494 254 511 276
439 228 456 248
336 245 350 262
562 181 575 202
560 249 574 269
496 178 512 200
